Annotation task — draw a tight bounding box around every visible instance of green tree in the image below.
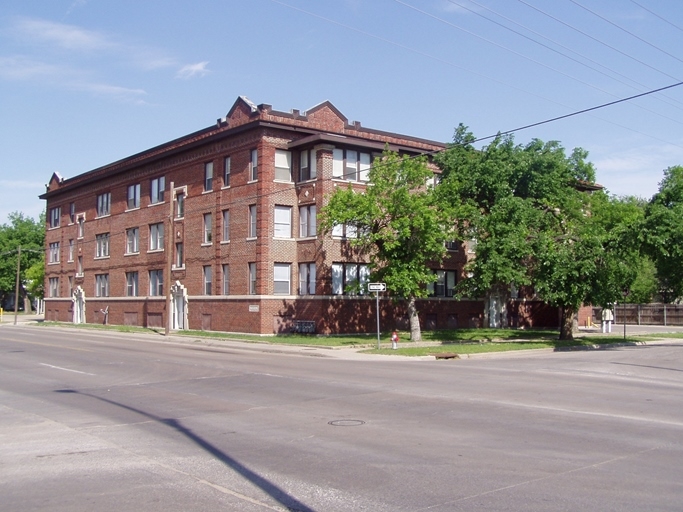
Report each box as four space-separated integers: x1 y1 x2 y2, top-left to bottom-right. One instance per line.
643 166 683 302
0 212 45 303
436 128 636 340
319 151 456 341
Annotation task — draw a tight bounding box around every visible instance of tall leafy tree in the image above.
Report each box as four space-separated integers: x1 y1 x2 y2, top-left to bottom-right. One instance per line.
643 166 683 302
319 151 456 341
0 212 45 302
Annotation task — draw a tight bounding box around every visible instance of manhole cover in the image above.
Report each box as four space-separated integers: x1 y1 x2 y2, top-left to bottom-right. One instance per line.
328 419 365 427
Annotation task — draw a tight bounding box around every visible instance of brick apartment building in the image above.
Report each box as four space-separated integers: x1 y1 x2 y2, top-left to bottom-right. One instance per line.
41 96 489 334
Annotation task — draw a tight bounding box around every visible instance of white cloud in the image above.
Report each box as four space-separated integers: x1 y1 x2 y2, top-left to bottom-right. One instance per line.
70 82 148 104
65 0 89 18
12 17 114 52
0 56 63 80
176 61 210 79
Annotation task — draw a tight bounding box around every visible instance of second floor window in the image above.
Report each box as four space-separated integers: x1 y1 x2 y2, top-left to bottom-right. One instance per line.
95 233 110 258
274 149 291 181
222 264 229 294
204 162 213 192
150 176 165 204
48 242 60 263
149 223 164 251
126 227 139 254
223 156 231 187
96 193 111 217
48 277 59 298
332 149 371 182
427 270 457 297
175 242 184 268
149 269 163 296
249 262 257 295
127 183 140 209
299 205 316 238
331 263 370 295
49 207 61 228
273 263 290 295
274 206 291 238
299 263 316 295
203 213 212 243
299 149 317 181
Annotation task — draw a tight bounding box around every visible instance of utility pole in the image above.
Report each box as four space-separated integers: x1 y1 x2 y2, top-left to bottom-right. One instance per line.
13 245 21 325
165 182 175 336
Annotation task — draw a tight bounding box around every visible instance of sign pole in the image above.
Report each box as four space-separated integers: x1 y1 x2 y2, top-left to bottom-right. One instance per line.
368 283 386 350
376 291 380 350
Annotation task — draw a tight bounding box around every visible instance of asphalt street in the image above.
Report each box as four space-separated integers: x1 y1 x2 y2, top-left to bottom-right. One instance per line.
1 324 682 511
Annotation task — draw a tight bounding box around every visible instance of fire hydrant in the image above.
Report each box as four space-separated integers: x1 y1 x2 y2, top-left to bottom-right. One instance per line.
391 331 399 350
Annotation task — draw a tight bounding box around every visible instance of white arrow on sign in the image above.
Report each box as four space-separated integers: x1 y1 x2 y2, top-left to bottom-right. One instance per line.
368 282 386 292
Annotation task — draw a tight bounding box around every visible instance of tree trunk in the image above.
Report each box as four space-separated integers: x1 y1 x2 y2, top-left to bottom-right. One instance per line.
559 305 576 340
407 296 421 342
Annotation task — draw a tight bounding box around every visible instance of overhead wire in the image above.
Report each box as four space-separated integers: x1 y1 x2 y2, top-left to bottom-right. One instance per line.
629 0 683 34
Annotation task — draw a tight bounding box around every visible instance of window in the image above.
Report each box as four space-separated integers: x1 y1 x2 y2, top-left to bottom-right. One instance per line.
149 223 164 251
126 227 139 254
222 210 230 241
69 203 75 224
77 256 83 276
127 183 140 209
68 276 73 296
222 264 229 294
299 149 317 181
96 193 111 217
274 149 292 181
204 161 213 192
68 239 74 262
299 205 316 238
274 206 291 238
176 192 185 218
77 215 85 238
175 242 184 268
95 274 109 297
332 149 371 182
299 263 316 295
48 277 59 298
249 262 257 295
274 263 290 295
48 242 60 264
49 207 61 228
203 265 212 295
331 263 370 295
203 213 213 243
95 233 110 258
250 149 258 181
427 270 457 297
149 269 163 296
248 205 257 238
126 272 139 297
223 156 231 187
332 223 358 239
150 176 165 203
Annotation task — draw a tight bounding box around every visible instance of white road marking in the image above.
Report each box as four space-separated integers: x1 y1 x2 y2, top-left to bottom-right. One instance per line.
39 363 95 376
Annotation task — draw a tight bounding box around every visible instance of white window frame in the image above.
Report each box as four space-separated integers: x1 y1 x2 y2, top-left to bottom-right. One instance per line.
299 149 317 182
149 269 163 296
48 277 59 298
223 156 231 187
332 148 371 182
204 161 213 192
273 205 292 238
150 176 165 204
427 270 457 297
273 263 291 295
126 227 139 254
274 149 292 182
95 233 110 258
127 183 141 210
222 264 229 295
249 149 258 181
203 213 213 244
248 205 257 238
222 210 230 242
149 223 164 251
49 207 61 228
77 214 85 239
299 204 316 238
95 274 109 297
69 203 75 224
332 263 369 295
174 242 184 268
203 265 213 295
48 242 60 264
298 263 316 295
175 191 185 218
249 262 257 295
126 271 139 297
68 239 74 262
96 192 111 217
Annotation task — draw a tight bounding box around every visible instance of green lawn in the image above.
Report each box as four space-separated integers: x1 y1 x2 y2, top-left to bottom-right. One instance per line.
36 321 655 356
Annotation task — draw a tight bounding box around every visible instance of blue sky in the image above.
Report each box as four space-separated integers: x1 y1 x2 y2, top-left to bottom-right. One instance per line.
1 0 682 223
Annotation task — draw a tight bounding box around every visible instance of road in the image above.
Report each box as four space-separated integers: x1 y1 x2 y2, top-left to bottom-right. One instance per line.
1 325 682 511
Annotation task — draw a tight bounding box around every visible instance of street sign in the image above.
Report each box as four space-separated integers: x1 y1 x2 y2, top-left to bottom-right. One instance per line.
368 282 386 292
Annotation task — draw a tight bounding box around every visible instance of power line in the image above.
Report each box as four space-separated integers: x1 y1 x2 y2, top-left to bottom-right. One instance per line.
630 0 683 34
568 0 683 66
